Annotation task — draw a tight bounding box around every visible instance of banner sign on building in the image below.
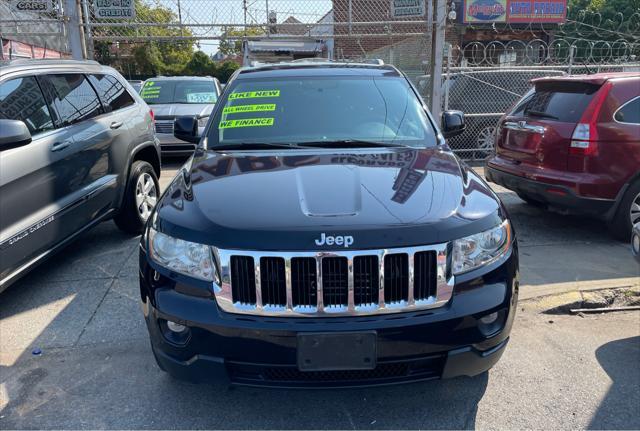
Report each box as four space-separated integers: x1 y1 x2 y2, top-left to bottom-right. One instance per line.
462 0 566 23
463 0 507 23
9 0 52 13
508 0 567 23
94 0 135 19
390 0 425 18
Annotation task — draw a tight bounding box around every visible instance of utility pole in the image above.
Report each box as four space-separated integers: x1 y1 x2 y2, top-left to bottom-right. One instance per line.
64 0 84 59
428 0 446 120
177 0 184 36
243 0 248 37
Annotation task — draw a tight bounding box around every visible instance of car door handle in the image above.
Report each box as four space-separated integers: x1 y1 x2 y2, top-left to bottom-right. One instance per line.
110 121 123 129
51 140 71 152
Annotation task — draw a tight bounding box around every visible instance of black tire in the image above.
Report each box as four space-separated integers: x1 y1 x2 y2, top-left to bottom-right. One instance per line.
608 180 640 241
114 160 159 234
517 193 547 208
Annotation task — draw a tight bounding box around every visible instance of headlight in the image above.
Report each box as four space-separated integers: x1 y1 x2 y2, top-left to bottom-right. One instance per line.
148 228 217 281
197 116 209 128
452 220 512 275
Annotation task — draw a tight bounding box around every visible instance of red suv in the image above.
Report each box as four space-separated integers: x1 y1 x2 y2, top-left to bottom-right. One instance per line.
486 73 640 240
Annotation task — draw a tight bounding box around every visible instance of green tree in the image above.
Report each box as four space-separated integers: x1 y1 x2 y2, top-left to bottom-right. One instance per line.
93 0 194 76
214 61 241 83
218 26 265 55
567 0 640 38
183 51 215 76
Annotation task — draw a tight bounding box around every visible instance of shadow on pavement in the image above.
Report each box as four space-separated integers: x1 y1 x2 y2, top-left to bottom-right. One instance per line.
589 336 640 430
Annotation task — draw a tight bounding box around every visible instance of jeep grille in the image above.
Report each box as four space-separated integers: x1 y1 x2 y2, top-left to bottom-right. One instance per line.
213 244 452 317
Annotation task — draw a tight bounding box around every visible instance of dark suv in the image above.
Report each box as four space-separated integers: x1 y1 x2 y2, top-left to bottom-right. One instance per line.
486 73 640 239
0 59 161 292
139 61 519 387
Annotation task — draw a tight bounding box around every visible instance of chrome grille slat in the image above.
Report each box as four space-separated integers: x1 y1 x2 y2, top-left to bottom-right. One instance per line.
154 121 174 134
214 244 453 317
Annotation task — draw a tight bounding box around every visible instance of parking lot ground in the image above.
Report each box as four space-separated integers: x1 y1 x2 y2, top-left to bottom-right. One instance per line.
1 163 639 429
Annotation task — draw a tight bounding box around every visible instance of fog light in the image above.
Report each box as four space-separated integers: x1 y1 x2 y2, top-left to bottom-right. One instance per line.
480 312 499 324
167 321 187 333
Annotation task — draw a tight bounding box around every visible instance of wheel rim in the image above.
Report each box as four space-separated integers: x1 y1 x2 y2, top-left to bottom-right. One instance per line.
477 126 496 150
135 173 157 222
631 191 640 226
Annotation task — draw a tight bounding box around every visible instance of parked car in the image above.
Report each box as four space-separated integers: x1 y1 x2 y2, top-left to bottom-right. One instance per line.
139 76 221 157
486 72 640 240
128 79 143 93
417 69 565 159
0 59 161 292
139 61 519 387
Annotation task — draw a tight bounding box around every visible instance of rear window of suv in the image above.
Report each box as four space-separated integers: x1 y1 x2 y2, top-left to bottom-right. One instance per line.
511 82 599 123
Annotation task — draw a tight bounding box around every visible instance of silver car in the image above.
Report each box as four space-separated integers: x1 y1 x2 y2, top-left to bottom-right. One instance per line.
0 59 161 292
139 76 221 156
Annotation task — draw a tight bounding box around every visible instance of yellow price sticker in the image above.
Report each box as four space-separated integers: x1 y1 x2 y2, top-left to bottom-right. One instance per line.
219 117 274 129
228 90 280 100
223 104 276 114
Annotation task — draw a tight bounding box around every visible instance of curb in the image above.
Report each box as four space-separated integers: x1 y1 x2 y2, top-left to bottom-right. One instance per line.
519 277 640 302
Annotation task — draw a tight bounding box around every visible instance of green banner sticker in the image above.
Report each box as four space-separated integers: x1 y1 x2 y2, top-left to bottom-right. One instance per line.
223 104 276 114
144 81 155 87
228 90 280 100
219 117 274 129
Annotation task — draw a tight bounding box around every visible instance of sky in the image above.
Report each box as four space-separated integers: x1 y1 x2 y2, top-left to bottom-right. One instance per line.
157 0 333 54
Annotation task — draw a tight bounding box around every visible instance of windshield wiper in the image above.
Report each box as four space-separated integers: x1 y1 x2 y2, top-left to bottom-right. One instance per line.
212 143 298 151
524 109 559 120
294 139 406 149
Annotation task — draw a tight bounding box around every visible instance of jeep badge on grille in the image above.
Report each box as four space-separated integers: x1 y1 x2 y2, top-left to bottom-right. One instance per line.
315 233 354 248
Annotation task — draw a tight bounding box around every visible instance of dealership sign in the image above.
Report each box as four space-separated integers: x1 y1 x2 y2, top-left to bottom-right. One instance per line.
508 0 566 23
94 0 135 19
462 0 566 23
9 0 52 12
391 0 425 18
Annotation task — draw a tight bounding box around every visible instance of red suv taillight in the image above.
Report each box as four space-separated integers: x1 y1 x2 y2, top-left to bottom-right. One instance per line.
149 109 155 124
569 82 612 157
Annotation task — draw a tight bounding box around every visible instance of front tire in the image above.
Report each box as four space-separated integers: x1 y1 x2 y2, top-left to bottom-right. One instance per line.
114 161 159 234
608 180 640 241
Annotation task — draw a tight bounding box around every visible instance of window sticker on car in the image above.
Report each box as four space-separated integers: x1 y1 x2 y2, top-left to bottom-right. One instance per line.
187 92 217 103
222 104 276 114
219 118 274 129
228 90 280 100
140 84 160 98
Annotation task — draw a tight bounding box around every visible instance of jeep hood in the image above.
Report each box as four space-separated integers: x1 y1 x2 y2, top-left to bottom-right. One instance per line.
155 147 506 250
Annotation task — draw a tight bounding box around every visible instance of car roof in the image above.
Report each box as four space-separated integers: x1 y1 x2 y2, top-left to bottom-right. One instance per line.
236 62 402 80
145 76 216 81
532 72 640 86
0 59 107 77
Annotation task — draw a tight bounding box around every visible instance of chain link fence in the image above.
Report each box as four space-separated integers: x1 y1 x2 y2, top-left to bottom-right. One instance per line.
0 0 69 58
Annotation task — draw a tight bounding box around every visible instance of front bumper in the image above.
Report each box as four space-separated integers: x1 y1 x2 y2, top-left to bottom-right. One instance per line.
156 132 200 156
140 247 519 388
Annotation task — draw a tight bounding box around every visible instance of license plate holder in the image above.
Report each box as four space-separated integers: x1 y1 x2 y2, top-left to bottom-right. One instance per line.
297 332 377 371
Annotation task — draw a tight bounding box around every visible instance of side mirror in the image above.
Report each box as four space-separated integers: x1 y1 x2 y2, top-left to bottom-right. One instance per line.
174 116 199 144
442 110 465 138
0 119 32 150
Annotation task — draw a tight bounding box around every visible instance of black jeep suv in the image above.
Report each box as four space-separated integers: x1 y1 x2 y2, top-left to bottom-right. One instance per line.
139 62 519 387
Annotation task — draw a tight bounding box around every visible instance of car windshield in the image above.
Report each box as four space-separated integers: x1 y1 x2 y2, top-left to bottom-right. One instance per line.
207 75 437 148
140 80 217 105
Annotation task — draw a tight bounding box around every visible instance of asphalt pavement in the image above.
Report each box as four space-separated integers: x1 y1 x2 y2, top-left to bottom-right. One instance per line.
0 162 638 429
